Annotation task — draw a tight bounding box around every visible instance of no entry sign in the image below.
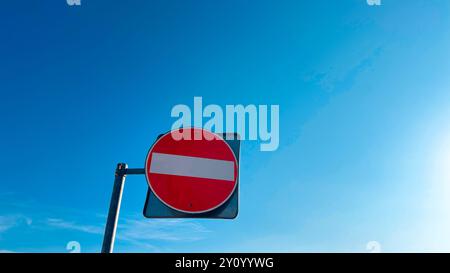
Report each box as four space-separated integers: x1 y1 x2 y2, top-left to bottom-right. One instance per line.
145 128 239 214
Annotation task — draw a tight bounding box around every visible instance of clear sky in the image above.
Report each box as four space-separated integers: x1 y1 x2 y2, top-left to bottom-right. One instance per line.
1 0 450 253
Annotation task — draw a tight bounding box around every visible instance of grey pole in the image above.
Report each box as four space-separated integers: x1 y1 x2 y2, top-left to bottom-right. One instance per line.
101 163 128 253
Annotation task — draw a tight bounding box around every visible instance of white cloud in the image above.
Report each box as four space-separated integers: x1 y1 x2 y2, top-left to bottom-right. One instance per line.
0 215 32 233
45 218 103 235
0 249 16 253
44 216 210 251
117 218 210 243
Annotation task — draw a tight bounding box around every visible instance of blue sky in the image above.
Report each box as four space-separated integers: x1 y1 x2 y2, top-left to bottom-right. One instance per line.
1 0 450 252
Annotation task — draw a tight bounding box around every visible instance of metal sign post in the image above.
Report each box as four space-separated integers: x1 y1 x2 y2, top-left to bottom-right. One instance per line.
101 163 145 253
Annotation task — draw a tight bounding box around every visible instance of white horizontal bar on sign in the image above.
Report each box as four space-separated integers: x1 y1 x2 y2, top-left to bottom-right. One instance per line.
150 152 235 181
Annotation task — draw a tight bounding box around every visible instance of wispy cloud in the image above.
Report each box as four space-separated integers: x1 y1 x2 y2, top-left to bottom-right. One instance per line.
43 216 210 251
2 192 211 252
304 46 383 93
0 249 16 253
0 215 32 233
45 218 104 235
117 218 211 243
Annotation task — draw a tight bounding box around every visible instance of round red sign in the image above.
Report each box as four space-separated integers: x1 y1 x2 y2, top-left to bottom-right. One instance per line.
145 128 238 214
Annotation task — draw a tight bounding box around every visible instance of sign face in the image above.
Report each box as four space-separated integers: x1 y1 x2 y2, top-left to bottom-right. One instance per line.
145 128 239 214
